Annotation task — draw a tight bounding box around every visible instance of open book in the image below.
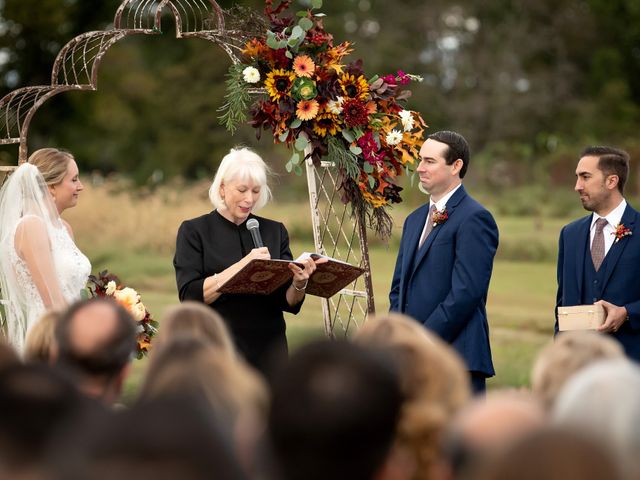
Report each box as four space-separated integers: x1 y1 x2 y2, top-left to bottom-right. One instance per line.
216 252 365 298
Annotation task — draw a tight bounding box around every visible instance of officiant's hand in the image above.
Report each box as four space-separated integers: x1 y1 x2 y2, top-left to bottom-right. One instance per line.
595 300 627 333
244 247 271 264
288 257 327 289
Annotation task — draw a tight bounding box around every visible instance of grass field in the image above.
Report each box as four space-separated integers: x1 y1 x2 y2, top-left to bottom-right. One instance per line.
66 181 564 391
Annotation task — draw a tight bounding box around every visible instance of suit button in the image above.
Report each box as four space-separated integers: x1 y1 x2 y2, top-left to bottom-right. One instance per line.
593 297 598 302
593 280 598 285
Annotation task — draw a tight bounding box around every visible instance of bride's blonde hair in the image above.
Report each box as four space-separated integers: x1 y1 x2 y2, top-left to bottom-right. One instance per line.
27 148 74 186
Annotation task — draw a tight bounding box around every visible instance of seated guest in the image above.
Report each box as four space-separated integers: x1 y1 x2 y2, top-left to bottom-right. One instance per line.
440 391 545 480
354 313 471 480
154 301 236 357
268 339 408 480
138 336 268 477
24 310 61 363
0 337 19 371
53 297 136 405
553 359 640 480
470 427 621 480
49 395 248 480
0 363 98 479
531 331 624 411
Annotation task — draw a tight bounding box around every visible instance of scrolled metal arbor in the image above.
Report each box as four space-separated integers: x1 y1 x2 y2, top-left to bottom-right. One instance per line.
0 0 374 337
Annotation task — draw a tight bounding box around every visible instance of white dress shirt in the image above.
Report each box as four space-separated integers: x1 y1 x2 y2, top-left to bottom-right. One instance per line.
590 199 627 257
417 183 462 247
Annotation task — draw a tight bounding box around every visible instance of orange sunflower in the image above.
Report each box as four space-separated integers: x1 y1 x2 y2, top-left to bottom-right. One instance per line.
296 99 320 121
264 69 296 101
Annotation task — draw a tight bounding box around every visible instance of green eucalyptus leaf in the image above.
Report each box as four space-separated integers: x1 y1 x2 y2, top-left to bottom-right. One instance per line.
266 32 279 49
299 17 314 31
349 145 363 155
285 50 293 59
312 0 323 9
291 25 304 39
363 161 374 173
342 129 355 143
290 151 301 165
294 164 303 176
296 10 308 17
279 131 289 142
295 136 310 151
290 118 302 129
368 175 376 189
285 161 293 173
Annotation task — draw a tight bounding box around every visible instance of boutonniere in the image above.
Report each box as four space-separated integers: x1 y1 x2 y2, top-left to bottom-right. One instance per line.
432 208 449 227
612 223 632 242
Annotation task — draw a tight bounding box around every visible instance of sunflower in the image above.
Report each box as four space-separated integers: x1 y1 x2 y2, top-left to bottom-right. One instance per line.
264 69 296 101
339 73 370 100
293 55 316 78
313 110 343 137
296 99 320 121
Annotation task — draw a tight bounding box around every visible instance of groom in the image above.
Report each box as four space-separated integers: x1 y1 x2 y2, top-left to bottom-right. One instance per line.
389 131 499 393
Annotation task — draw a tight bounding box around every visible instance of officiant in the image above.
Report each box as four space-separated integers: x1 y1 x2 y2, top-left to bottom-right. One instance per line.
173 147 320 374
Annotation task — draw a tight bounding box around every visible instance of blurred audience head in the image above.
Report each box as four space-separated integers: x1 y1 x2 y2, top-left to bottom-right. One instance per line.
54 297 136 404
268 339 404 480
0 363 95 478
442 390 545 480
155 301 235 356
531 331 625 410
354 313 471 480
0 337 19 372
470 426 621 480
553 358 640 480
49 394 248 480
24 309 61 363
139 335 268 477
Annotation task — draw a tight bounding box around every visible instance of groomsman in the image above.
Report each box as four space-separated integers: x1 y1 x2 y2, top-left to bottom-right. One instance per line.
390 131 499 393
556 146 640 361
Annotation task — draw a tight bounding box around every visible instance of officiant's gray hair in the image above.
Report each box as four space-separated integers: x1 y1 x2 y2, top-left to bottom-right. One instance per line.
209 147 272 211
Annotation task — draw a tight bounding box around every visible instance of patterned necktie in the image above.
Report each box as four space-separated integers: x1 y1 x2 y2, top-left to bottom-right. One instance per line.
418 204 437 249
591 217 608 272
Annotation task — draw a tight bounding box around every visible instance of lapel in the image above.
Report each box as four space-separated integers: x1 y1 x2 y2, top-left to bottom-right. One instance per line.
411 185 467 275
601 205 637 288
574 215 592 299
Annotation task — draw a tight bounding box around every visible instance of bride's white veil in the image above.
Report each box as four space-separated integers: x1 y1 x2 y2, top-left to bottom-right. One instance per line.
0 163 63 349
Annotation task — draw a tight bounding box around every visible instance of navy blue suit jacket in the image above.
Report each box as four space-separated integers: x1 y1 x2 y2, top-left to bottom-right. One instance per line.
390 185 498 377
556 204 640 361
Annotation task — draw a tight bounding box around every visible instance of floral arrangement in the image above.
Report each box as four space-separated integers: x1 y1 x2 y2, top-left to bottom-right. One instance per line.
87 270 158 359
432 208 449 227
612 223 632 242
219 0 426 239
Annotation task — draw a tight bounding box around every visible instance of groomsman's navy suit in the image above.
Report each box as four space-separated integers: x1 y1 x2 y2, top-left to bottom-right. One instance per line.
556 204 640 361
390 185 499 379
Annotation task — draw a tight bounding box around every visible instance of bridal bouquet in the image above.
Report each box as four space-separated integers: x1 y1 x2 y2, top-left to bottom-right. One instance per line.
87 270 158 359
219 0 426 239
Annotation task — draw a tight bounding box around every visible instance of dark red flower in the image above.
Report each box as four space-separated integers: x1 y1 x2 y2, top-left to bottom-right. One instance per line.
357 131 384 165
343 99 369 128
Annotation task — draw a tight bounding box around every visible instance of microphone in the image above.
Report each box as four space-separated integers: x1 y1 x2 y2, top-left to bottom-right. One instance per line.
246 218 264 248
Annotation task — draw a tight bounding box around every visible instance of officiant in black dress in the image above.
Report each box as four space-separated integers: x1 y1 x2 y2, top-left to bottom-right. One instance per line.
173 147 320 373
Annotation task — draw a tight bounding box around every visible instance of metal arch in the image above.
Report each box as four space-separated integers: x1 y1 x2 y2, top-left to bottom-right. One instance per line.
0 0 242 164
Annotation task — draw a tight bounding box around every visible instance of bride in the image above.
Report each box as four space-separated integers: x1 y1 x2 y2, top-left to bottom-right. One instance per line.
0 148 91 351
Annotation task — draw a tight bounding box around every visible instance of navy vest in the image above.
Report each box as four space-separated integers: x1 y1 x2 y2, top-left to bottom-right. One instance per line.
582 238 610 304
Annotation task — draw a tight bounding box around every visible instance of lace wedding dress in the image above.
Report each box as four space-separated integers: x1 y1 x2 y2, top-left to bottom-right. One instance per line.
0 164 91 352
